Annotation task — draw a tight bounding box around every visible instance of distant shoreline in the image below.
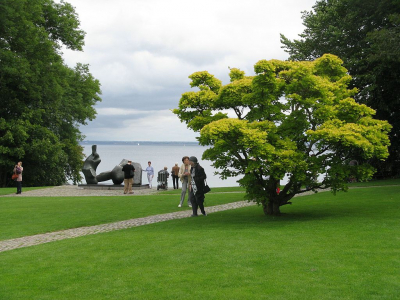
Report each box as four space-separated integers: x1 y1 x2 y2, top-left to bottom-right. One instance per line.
80 141 200 146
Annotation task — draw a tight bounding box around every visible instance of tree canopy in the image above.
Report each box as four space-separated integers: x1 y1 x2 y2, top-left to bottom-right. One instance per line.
0 0 101 187
174 54 391 215
280 0 400 177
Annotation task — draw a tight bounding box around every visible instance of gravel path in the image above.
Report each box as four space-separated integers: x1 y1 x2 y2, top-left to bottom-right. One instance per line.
1 184 159 197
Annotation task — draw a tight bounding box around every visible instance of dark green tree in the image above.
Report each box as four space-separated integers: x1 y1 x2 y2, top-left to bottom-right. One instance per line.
0 0 101 187
280 0 400 177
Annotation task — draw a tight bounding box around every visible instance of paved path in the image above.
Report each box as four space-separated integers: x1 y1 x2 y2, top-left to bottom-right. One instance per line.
0 185 257 253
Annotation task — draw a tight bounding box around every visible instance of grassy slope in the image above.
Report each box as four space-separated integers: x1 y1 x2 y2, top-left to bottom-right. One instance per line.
0 185 399 299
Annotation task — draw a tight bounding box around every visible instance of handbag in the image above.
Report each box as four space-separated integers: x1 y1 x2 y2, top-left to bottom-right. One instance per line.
12 173 18 180
203 180 211 194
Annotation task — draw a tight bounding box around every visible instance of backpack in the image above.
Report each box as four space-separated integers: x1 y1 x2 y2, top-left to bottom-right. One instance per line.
15 166 22 174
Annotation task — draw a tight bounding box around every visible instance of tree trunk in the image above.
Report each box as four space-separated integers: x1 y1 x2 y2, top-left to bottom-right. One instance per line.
273 202 281 215
263 201 281 216
262 201 270 215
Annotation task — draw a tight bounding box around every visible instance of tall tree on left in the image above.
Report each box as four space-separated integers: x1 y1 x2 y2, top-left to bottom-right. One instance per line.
0 0 101 187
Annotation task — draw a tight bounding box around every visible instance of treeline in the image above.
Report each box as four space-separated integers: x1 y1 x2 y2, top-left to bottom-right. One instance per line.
281 0 400 177
0 0 101 187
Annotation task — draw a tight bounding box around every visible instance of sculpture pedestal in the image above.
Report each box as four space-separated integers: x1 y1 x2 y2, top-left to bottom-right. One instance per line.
78 184 150 190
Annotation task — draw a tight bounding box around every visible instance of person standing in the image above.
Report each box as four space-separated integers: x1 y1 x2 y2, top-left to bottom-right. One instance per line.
188 156 207 216
171 163 180 189
142 161 154 188
178 156 191 208
13 161 23 194
122 160 135 194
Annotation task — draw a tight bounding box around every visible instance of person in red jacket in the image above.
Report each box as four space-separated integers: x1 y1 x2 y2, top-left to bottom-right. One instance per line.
13 161 23 194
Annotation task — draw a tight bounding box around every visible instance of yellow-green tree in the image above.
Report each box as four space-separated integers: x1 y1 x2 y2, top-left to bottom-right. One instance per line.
173 54 391 215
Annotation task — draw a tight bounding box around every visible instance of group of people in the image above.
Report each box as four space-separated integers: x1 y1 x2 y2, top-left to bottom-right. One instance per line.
179 156 207 217
13 156 207 217
122 160 155 194
122 156 208 217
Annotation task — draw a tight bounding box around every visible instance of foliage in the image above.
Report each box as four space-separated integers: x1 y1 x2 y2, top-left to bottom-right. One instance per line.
280 0 400 177
0 0 101 187
173 55 391 215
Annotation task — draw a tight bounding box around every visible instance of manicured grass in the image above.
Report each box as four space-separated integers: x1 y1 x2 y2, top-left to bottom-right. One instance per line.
348 177 400 187
0 185 399 299
0 191 246 240
0 186 51 196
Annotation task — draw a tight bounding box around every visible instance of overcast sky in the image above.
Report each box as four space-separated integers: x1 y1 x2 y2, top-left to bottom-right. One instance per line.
62 0 317 142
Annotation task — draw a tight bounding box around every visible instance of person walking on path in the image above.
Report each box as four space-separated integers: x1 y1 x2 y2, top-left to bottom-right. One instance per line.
178 156 192 208
13 161 23 194
188 156 207 216
142 161 154 188
122 160 135 194
171 163 180 189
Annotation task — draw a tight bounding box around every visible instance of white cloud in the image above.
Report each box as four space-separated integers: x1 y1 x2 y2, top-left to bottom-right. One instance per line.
61 0 317 141
96 108 145 116
83 109 199 141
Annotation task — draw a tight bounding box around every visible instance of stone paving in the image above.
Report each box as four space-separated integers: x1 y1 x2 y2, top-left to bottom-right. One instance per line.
0 185 256 253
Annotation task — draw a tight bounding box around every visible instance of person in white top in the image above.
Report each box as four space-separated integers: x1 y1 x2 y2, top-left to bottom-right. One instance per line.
142 161 154 188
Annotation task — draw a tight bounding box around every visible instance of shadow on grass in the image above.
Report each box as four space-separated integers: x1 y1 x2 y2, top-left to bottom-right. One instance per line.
193 186 400 230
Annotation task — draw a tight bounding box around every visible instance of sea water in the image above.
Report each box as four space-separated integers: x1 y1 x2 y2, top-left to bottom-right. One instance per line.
80 142 242 188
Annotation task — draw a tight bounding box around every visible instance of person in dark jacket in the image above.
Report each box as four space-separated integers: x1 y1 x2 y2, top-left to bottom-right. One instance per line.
122 160 135 194
171 163 180 189
188 156 207 216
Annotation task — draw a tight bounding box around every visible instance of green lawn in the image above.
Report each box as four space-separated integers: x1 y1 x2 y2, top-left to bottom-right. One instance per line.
348 177 400 187
0 186 51 196
0 184 399 299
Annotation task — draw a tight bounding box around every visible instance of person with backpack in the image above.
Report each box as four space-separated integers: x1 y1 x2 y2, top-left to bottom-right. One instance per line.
122 160 135 194
13 161 23 194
